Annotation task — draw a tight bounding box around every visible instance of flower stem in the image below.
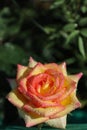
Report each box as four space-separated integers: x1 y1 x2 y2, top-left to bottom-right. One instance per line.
37 123 43 130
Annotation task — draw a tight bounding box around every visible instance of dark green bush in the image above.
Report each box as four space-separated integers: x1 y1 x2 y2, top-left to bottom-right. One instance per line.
0 0 87 102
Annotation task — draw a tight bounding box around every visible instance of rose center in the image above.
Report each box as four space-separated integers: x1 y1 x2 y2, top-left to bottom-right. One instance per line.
27 70 64 97
36 74 54 95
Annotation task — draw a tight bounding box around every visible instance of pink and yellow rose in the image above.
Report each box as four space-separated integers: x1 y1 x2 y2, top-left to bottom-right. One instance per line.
7 57 82 128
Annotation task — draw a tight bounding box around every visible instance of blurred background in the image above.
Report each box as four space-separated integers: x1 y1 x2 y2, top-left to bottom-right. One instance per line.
0 0 87 127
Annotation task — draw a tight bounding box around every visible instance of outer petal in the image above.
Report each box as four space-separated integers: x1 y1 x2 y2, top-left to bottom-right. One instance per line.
50 92 81 119
7 89 49 127
58 62 67 76
29 63 46 77
56 76 76 102
45 115 67 129
6 88 28 108
18 110 49 127
44 63 59 72
28 57 37 68
45 62 67 76
68 72 83 83
23 105 64 117
17 64 30 81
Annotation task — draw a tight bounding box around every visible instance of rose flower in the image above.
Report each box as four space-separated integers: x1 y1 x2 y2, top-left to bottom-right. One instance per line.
7 57 82 129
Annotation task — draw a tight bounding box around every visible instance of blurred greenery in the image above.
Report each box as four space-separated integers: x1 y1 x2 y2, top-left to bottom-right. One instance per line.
0 0 87 105
0 124 87 130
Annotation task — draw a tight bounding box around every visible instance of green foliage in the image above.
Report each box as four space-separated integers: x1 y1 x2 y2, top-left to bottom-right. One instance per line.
0 0 87 100
0 43 28 76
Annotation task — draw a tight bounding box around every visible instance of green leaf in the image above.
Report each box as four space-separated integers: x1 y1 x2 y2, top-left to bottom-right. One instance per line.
81 6 87 13
65 30 79 45
0 43 27 64
80 28 87 37
0 7 10 17
0 43 28 76
78 36 86 59
6 24 20 37
44 26 55 34
63 23 77 32
65 58 76 65
0 18 7 39
50 0 65 9
79 17 87 26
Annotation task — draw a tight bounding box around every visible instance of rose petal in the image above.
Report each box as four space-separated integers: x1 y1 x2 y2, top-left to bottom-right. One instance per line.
17 64 27 80
17 64 30 81
28 57 37 68
18 78 28 96
23 105 64 117
68 72 83 83
45 62 67 76
18 78 59 107
61 91 81 108
58 62 67 76
45 115 67 129
18 110 49 127
45 63 59 72
43 76 76 102
37 87 66 101
27 92 59 107
29 63 46 77
6 88 28 108
58 76 76 101
50 92 81 119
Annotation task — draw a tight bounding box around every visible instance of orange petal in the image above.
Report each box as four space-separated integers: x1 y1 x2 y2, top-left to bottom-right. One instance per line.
46 115 67 128
45 63 59 72
45 62 67 76
18 78 27 96
23 105 64 117
6 88 28 108
28 57 37 68
38 87 66 101
18 77 58 107
27 92 59 107
18 78 58 107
